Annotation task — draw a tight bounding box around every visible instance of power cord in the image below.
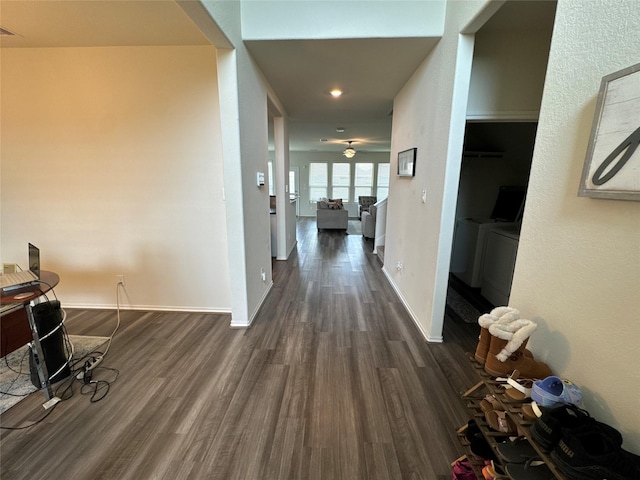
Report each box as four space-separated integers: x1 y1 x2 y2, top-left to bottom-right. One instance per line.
101 281 123 358
1 283 123 429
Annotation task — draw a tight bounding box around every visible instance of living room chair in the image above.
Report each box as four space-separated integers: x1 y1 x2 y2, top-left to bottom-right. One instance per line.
358 196 377 219
361 204 376 239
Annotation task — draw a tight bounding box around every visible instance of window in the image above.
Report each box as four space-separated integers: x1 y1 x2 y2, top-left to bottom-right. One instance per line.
376 163 390 200
268 161 275 196
309 162 328 201
354 163 374 199
332 163 350 201
289 170 296 200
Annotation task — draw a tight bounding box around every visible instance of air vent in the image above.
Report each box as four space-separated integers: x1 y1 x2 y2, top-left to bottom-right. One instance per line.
0 27 16 36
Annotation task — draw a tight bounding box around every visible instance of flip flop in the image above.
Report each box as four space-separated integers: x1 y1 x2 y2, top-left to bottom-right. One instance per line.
505 460 556 480
496 438 537 463
480 394 502 413
486 409 517 434
482 460 509 480
522 401 543 421
504 370 533 401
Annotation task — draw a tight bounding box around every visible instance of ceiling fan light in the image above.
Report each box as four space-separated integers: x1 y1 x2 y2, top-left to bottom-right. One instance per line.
343 141 356 158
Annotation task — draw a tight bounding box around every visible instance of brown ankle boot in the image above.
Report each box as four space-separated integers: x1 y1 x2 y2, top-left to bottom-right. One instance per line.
485 320 552 379
474 306 532 364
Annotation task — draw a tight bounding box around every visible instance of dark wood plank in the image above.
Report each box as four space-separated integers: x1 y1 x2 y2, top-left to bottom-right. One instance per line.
1 218 481 480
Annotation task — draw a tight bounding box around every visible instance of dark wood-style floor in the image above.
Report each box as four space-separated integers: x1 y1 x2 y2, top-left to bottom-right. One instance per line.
1 218 481 480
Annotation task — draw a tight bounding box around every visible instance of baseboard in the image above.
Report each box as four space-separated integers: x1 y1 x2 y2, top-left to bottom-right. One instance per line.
277 240 297 261
381 266 443 344
62 303 232 314
230 280 273 328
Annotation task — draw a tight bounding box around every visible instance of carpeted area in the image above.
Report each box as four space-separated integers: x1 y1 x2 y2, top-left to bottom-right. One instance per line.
446 274 495 324
346 219 362 236
0 335 108 414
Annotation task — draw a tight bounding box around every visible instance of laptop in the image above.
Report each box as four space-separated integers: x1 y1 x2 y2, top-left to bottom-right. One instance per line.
0 243 41 292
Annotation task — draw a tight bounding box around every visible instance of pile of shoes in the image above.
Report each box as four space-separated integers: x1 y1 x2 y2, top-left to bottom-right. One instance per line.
464 306 640 479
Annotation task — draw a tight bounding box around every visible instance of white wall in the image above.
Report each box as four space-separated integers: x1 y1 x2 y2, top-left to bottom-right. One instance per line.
0 46 232 312
290 151 391 218
511 0 640 452
241 0 445 40
200 0 291 326
385 1 489 342
467 28 552 120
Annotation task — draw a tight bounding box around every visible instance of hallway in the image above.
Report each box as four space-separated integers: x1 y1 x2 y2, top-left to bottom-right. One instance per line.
1 218 481 480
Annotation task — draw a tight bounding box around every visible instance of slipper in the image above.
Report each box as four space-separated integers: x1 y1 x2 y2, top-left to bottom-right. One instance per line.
480 394 502 413
470 432 498 461
531 376 583 408
505 460 555 480
486 409 517 434
522 401 543 421
496 438 537 463
504 369 533 401
482 460 509 480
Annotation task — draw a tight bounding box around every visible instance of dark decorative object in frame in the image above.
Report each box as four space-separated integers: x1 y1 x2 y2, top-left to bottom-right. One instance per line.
578 62 640 201
398 148 417 177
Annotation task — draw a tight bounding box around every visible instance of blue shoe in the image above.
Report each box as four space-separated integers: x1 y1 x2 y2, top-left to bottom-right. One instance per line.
531 376 582 408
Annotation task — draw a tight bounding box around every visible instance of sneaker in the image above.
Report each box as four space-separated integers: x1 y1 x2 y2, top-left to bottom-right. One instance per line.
531 376 583 408
551 427 640 479
529 404 622 453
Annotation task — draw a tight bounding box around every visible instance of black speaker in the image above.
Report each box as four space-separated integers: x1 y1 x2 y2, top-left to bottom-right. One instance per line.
29 300 71 387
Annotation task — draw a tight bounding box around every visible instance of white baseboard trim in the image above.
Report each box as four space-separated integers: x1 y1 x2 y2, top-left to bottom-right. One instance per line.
277 239 298 261
381 266 443 344
230 280 273 328
62 303 232 314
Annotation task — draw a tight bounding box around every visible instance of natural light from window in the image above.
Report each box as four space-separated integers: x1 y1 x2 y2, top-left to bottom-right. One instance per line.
332 163 351 201
354 163 374 199
309 162 328 201
377 163 390 200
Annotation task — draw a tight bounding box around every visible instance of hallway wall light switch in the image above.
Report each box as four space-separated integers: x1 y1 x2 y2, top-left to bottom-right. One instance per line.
422 189 427 203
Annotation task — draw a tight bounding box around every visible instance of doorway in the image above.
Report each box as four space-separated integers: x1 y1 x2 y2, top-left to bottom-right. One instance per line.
446 1 556 322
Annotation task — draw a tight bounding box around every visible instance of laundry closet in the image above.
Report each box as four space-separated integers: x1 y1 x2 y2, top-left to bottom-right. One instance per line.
450 122 537 306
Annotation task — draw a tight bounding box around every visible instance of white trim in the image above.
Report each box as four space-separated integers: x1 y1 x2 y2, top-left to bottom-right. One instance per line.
381 266 443 343
231 280 273 328
277 239 297 261
466 110 540 122
62 304 232 314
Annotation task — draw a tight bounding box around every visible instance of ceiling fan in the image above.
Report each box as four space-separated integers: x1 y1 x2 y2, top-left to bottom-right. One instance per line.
343 141 356 158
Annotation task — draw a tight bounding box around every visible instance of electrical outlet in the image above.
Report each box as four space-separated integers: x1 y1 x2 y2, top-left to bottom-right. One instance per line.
396 262 403 271
117 274 125 287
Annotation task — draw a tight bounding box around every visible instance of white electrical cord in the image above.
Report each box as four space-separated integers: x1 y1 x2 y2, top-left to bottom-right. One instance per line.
100 282 123 359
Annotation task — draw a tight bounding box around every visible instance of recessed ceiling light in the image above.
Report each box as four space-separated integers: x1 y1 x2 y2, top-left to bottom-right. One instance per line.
330 89 343 98
320 138 328 142
336 128 345 133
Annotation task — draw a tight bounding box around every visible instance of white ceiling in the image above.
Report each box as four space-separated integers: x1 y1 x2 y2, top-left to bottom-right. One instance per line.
0 0 556 154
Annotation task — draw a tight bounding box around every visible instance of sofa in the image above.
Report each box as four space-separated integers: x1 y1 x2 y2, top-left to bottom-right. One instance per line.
361 204 376 239
317 198 348 230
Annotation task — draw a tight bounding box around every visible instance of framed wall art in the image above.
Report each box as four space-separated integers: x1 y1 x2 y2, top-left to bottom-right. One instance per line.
578 62 640 201
397 148 417 177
